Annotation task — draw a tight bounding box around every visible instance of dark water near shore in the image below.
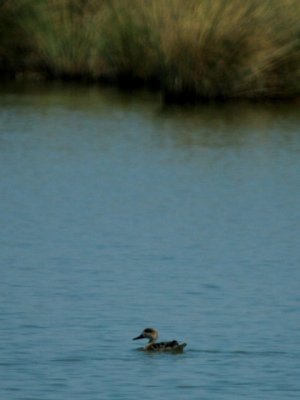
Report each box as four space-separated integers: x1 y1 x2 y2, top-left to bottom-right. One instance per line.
0 84 300 399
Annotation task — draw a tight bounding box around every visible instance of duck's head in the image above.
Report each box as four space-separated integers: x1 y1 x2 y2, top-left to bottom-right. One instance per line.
133 328 158 343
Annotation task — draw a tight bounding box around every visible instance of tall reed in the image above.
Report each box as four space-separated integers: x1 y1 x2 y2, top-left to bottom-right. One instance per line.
153 0 300 99
88 0 300 99
0 0 299 100
21 0 108 79
100 0 160 85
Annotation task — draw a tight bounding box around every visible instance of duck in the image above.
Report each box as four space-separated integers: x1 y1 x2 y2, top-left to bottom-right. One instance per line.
133 328 187 352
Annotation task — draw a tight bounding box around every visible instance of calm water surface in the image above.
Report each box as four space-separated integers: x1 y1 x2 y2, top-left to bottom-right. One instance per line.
0 84 300 399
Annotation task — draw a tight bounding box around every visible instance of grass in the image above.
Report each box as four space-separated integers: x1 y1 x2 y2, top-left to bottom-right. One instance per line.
20 0 107 80
0 0 299 101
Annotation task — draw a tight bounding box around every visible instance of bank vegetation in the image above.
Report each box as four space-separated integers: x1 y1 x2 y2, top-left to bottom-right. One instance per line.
0 0 299 101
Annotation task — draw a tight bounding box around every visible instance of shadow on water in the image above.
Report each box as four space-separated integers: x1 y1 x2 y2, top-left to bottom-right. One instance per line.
1 82 299 148
156 100 300 149
0 81 160 114
0 81 299 161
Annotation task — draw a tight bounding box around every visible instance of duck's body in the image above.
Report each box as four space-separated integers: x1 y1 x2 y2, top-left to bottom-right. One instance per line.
133 328 187 352
145 340 187 352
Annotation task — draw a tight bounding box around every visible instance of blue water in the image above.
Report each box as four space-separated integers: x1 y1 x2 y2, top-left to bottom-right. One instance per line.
0 84 300 399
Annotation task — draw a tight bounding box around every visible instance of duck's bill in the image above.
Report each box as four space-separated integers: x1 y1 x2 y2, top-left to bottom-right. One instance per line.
133 334 144 340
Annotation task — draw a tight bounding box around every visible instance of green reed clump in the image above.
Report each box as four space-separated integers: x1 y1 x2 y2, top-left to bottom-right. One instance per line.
99 0 161 86
21 0 108 80
0 0 299 100
0 0 108 79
